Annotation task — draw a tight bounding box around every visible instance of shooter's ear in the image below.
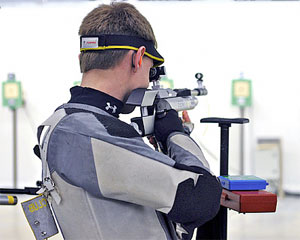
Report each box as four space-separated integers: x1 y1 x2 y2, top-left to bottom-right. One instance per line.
132 46 146 73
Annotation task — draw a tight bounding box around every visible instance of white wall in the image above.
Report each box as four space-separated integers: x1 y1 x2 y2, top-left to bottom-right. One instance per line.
0 0 299 192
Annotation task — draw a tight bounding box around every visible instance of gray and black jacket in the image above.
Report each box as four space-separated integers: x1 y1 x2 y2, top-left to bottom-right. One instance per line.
42 86 222 240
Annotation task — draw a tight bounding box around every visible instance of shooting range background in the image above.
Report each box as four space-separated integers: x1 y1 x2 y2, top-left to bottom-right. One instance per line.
0 1 300 239
1 0 299 193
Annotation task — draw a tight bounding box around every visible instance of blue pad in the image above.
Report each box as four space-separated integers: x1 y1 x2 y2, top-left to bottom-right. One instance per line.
218 175 268 190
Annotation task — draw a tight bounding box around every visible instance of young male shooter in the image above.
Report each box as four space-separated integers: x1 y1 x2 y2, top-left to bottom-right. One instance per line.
37 3 222 240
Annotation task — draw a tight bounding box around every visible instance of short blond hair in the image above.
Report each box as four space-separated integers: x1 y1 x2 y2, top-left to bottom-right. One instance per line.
79 2 157 72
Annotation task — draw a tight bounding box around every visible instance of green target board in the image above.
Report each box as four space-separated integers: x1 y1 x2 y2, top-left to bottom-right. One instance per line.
231 79 252 107
2 73 23 109
160 77 174 89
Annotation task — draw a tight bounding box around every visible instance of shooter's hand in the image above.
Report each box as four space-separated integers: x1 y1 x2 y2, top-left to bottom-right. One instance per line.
154 109 185 150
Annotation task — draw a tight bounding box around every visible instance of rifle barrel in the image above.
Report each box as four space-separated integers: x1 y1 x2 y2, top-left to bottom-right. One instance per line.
191 88 208 96
0 187 40 195
0 195 18 205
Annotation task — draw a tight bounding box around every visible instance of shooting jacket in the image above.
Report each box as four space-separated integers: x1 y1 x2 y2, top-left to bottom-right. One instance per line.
40 86 222 240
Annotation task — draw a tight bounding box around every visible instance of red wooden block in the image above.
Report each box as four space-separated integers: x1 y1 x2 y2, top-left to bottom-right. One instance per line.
221 189 277 213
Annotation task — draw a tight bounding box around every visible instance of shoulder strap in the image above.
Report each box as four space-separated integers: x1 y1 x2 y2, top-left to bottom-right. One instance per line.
37 108 67 205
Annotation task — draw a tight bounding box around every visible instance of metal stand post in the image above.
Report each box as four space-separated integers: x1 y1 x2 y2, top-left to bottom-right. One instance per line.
196 117 249 240
12 108 17 188
240 107 245 175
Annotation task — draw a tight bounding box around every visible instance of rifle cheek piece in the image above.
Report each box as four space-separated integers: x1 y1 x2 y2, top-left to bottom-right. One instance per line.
120 104 136 114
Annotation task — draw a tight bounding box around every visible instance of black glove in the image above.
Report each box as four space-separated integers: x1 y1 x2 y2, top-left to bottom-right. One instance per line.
154 109 184 150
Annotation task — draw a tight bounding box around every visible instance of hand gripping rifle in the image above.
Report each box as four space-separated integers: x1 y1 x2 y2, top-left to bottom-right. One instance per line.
124 66 208 136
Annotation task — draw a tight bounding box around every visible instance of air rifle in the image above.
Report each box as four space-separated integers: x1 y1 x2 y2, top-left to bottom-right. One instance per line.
125 66 208 136
0 182 41 205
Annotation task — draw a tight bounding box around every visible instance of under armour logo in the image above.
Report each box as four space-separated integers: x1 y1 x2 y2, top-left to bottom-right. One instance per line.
105 102 117 113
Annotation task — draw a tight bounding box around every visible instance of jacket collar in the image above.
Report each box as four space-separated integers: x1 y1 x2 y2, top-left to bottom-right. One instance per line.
68 86 123 118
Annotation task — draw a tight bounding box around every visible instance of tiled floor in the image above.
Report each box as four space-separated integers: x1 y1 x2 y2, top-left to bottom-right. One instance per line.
0 195 299 240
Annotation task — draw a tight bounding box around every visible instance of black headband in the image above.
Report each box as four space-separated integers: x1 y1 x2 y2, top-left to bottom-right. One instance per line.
80 34 164 67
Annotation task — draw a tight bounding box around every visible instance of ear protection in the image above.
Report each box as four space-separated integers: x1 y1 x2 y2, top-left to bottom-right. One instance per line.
131 53 143 68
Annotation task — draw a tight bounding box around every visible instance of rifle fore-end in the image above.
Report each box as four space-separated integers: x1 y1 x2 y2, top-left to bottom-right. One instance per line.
156 96 198 113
